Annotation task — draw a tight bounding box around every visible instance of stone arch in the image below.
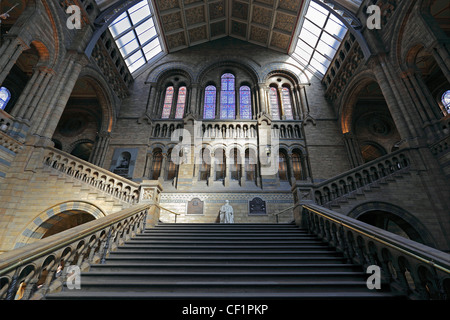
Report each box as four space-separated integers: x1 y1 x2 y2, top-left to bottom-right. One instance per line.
14 201 106 249
146 62 195 84
347 202 437 248
76 68 118 133
338 71 378 134
197 59 259 87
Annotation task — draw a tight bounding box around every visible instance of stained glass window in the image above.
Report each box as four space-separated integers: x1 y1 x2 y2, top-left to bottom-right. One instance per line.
442 90 450 113
281 88 294 120
269 87 280 120
239 86 252 120
0 87 11 110
175 86 187 119
162 86 174 119
203 85 216 119
220 73 235 119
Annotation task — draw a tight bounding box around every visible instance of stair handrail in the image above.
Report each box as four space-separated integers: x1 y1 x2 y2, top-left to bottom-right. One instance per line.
155 203 181 223
271 204 301 223
301 203 450 299
0 203 152 300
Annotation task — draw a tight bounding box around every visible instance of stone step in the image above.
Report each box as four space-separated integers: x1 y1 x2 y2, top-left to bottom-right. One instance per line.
47 290 402 300
89 262 355 272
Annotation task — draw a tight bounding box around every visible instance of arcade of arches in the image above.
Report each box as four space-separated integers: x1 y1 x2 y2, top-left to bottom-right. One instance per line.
0 0 449 255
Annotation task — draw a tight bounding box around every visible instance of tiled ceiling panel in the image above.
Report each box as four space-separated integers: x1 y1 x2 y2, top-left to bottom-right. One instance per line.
153 0 306 53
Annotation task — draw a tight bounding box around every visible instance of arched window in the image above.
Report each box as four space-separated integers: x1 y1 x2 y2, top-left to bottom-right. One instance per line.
161 86 174 119
220 73 235 119
203 85 216 119
442 90 450 113
245 149 257 182
230 148 241 181
281 87 294 120
239 86 252 120
215 149 226 181
175 86 187 119
278 151 288 181
150 150 163 180
166 149 178 180
269 87 280 120
0 87 11 111
291 151 303 180
199 148 211 181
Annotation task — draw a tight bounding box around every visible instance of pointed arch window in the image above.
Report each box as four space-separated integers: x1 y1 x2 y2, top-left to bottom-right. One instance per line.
0 87 11 111
203 85 216 119
281 87 294 120
161 86 174 119
269 87 280 120
220 73 235 119
175 86 187 119
239 86 252 120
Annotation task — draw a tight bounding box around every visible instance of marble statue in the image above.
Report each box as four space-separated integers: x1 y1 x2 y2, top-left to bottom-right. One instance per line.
219 200 234 224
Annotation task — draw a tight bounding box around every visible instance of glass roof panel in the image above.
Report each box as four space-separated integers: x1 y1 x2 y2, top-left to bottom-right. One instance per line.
292 0 348 78
108 0 163 76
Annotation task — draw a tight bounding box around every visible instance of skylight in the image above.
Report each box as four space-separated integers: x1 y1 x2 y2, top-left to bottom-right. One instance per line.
292 1 348 78
108 0 163 74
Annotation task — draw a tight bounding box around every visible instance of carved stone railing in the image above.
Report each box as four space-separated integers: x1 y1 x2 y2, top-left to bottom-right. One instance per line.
0 130 23 155
43 147 140 204
301 203 450 299
311 149 411 206
0 204 152 300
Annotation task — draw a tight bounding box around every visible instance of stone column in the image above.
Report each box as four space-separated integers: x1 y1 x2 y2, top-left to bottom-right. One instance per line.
258 85 268 115
0 38 28 85
189 83 198 116
251 85 258 119
431 43 450 84
343 132 364 168
208 155 215 185
12 67 53 120
369 55 420 141
158 153 167 183
41 55 86 138
90 131 111 167
146 83 157 117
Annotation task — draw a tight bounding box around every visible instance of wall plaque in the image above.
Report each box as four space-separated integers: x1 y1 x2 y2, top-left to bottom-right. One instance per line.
187 198 204 215
249 197 266 215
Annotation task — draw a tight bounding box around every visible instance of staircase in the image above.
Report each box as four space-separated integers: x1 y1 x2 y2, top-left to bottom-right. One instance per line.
46 222 403 300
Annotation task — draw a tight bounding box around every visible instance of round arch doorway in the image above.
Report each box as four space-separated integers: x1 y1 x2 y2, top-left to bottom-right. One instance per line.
41 210 96 239
357 210 425 244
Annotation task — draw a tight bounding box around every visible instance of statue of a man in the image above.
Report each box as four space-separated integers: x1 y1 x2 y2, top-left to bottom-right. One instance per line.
219 200 234 224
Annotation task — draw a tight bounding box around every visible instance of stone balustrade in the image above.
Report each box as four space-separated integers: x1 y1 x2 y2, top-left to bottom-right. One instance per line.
0 204 151 300
301 203 450 299
0 129 23 155
309 149 411 206
43 147 140 204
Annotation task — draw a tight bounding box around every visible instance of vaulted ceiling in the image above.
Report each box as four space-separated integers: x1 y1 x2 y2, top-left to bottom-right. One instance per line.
153 0 306 53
